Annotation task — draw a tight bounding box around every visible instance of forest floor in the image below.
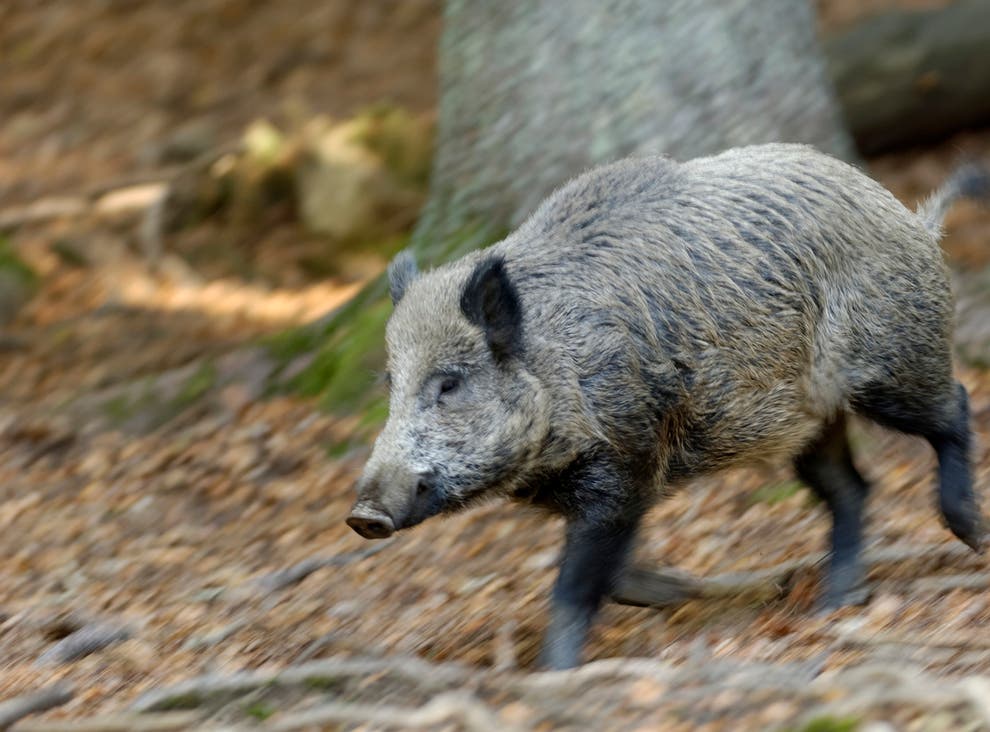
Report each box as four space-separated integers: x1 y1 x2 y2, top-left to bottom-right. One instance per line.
3 2 990 731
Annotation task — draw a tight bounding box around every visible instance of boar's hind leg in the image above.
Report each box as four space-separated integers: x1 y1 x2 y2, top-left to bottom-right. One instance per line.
794 413 871 609
931 383 984 553
541 502 642 670
854 380 983 553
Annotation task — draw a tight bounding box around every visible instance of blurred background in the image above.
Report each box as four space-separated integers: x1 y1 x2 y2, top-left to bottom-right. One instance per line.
1 1 989 729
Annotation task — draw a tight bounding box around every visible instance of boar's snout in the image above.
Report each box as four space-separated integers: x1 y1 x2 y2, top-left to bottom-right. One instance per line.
346 503 395 539
347 465 445 538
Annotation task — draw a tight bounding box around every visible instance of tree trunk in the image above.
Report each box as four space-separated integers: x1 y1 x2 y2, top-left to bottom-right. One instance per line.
412 0 856 261
824 0 990 154
274 0 856 414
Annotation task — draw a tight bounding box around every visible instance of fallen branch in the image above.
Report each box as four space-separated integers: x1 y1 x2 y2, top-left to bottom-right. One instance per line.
830 626 990 651
611 565 704 608
0 142 241 233
35 623 131 666
270 691 511 732
255 541 394 593
611 541 979 610
908 572 990 594
0 684 73 730
612 555 818 609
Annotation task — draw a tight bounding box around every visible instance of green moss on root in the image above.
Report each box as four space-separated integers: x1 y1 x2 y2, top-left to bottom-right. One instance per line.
172 361 217 410
264 221 508 442
0 237 37 286
748 480 805 506
789 716 859 732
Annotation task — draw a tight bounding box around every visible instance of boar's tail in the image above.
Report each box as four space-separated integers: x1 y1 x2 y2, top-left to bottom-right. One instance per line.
916 162 990 237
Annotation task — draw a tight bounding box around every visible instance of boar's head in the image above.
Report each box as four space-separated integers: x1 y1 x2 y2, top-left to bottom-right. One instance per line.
347 251 551 539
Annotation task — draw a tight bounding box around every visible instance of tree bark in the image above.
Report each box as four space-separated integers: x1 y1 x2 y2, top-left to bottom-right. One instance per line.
413 0 856 260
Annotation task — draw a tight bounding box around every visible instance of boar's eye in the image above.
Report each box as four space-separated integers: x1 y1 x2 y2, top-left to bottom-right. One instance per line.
423 371 466 407
436 374 462 404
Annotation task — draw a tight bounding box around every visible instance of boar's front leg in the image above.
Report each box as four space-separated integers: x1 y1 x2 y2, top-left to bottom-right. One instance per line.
794 413 871 608
540 467 644 670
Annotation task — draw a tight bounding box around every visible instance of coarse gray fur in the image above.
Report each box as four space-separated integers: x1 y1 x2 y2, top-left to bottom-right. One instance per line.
918 163 990 236
348 143 987 669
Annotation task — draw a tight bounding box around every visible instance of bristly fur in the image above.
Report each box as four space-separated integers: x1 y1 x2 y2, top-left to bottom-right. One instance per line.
361 141 981 524
351 143 984 669
917 162 990 236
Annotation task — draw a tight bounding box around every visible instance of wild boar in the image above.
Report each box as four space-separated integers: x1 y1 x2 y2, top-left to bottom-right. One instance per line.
347 143 987 669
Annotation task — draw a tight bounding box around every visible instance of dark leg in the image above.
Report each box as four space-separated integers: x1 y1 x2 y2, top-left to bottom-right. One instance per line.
854 380 983 553
541 515 640 670
794 413 870 608
929 383 983 552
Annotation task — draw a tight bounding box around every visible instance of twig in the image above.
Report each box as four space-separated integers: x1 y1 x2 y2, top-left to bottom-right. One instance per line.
138 185 169 266
524 657 675 691
290 629 389 664
255 541 394 592
35 623 131 666
0 684 73 730
270 691 512 732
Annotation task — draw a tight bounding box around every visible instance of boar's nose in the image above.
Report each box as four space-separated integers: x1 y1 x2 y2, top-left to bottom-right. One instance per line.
346 504 395 539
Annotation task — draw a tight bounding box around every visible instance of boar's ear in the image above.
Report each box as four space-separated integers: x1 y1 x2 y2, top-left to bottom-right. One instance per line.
388 250 419 305
460 256 523 362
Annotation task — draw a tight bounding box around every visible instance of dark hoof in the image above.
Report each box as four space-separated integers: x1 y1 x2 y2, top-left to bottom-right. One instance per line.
962 532 985 555
944 505 985 554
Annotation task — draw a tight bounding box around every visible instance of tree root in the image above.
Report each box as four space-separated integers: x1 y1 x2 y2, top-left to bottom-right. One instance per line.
123 651 990 730
0 684 73 730
35 623 131 666
131 656 471 713
270 691 511 732
12 712 200 732
107 540 987 728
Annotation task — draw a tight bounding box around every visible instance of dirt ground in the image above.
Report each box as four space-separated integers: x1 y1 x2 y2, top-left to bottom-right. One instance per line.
2 2 990 731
